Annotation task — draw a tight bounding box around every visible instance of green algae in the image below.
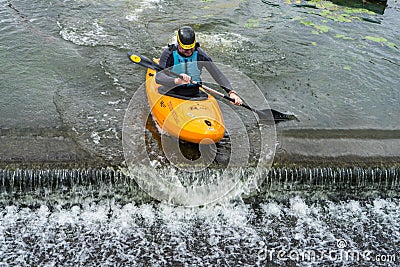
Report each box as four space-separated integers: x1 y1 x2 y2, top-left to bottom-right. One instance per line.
343 7 375 15
301 20 331 34
334 34 354 40
302 0 379 23
366 36 387 43
245 18 260 28
365 36 398 49
314 24 331 32
320 9 353 22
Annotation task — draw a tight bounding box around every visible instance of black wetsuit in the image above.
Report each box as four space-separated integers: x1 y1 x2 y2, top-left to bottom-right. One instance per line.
155 43 234 98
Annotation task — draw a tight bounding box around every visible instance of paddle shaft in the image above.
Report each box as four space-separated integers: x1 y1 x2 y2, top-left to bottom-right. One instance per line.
164 69 257 112
163 70 295 123
194 83 257 113
128 52 298 123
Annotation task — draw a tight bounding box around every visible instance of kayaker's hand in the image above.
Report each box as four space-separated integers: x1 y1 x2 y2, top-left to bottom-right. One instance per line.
174 74 191 85
229 91 243 106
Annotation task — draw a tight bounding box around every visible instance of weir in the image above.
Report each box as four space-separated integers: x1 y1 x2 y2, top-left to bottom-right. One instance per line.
1 167 399 203
264 166 400 198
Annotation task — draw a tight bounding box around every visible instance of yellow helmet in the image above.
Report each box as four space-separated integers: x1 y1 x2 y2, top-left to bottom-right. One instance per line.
177 26 196 49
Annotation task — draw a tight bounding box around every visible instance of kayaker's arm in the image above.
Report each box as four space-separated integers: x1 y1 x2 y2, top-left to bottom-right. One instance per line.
198 49 242 105
203 61 243 105
197 49 233 94
155 48 176 88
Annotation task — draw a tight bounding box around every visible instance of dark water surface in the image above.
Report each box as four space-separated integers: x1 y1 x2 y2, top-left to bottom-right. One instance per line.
1 0 399 164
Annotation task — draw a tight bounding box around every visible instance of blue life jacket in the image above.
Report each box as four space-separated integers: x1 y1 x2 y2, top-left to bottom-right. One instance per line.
171 49 201 84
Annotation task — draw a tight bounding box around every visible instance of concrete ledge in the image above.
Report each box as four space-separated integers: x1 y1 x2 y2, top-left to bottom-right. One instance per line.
275 129 400 167
0 128 101 168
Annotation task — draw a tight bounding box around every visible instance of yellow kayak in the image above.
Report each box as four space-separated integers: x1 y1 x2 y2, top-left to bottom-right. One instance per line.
145 61 225 144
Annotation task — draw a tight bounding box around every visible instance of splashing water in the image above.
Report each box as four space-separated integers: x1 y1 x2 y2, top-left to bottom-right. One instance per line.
0 193 398 266
0 166 399 266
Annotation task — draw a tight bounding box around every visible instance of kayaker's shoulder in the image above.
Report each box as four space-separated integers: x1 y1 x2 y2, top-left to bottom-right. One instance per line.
166 43 176 51
160 45 175 58
195 46 212 61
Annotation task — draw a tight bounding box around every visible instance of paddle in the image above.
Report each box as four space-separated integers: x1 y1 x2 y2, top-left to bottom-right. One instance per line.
128 52 298 123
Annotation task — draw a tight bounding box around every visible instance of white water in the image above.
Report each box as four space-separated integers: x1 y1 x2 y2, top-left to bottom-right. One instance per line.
0 198 398 266
0 167 398 265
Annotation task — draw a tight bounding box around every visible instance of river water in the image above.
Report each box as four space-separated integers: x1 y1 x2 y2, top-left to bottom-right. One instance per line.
1 0 399 163
1 0 399 265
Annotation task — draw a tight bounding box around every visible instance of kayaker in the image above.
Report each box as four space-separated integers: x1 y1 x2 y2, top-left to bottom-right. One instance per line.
156 26 243 105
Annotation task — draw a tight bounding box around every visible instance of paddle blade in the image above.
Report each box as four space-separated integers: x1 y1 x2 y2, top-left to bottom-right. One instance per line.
127 52 163 71
256 109 299 124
